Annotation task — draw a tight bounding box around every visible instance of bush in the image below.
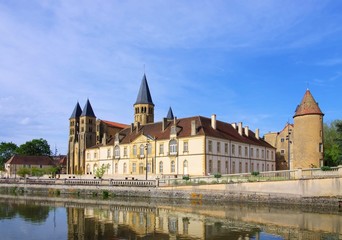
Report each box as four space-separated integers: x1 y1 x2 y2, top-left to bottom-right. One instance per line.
182 175 190 181
214 173 222 179
102 190 109 199
251 171 260 176
321 166 332 171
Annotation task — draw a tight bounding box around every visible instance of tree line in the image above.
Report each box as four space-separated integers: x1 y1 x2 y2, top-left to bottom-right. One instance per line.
0 138 51 170
324 120 342 166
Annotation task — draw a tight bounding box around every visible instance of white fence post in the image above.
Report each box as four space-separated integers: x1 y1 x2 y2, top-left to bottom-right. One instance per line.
295 168 302 179
338 165 342 176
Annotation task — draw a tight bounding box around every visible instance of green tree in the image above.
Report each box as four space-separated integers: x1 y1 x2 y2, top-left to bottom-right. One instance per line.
95 164 109 178
16 138 51 156
17 167 31 178
0 142 18 169
324 120 342 166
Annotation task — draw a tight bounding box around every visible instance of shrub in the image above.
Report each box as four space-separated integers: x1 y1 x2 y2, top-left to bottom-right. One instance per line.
214 173 222 179
102 190 109 199
182 176 190 181
251 171 260 176
321 166 332 171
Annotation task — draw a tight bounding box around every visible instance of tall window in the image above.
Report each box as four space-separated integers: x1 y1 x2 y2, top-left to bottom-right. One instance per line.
115 163 118 173
245 147 248 157
140 144 144 156
171 161 175 173
107 148 111 158
256 149 259 158
217 160 221 173
262 150 265 159
132 163 136 173
251 163 254 172
209 160 212 174
225 161 228 174
87 152 90 159
225 143 228 154
159 144 164 155
147 163 151 173
239 162 242 173
250 148 254 158
114 146 120 158
245 162 248 173
183 160 188 174
217 142 221 153
133 145 137 155
232 144 235 155
169 140 177 155
257 163 260 172
183 142 188 152
147 143 152 155
266 150 269 159
159 161 163 173
208 140 212 152
123 163 127 173
232 161 235 174
238 146 242 156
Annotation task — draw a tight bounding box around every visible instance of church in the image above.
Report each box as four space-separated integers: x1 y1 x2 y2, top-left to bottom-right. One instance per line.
67 74 277 178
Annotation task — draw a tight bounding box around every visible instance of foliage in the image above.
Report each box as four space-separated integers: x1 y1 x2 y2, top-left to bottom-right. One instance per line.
17 167 31 177
95 164 109 178
182 175 190 181
31 167 45 177
214 173 222 179
251 171 260 176
324 120 342 166
16 138 51 156
0 142 18 170
321 166 332 171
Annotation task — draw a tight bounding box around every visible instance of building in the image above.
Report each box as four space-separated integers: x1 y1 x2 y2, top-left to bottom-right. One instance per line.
67 100 127 174
264 89 324 170
69 74 275 178
5 155 56 178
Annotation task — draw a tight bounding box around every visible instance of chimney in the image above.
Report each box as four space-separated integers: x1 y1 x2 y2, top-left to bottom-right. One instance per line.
191 120 196 136
136 122 140 134
162 118 168 132
102 133 107 145
211 114 216 130
231 123 237 129
238 122 243 136
244 126 249 137
173 117 177 125
255 128 260 139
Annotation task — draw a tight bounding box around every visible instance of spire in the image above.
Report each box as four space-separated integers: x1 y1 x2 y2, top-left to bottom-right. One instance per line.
294 89 324 117
166 107 174 119
81 99 96 117
70 102 82 119
134 74 154 106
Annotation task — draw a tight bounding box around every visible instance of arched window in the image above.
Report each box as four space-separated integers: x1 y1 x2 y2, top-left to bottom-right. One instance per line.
159 161 163 173
183 160 188 175
123 163 127 173
169 139 177 155
139 144 144 156
107 148 111 158
171 161 175 173
114 145 120 158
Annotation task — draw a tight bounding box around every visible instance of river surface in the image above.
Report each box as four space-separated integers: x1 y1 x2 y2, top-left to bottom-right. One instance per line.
0 194 341 240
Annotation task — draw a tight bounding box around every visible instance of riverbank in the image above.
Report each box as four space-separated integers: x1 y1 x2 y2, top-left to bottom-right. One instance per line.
1 176 342 209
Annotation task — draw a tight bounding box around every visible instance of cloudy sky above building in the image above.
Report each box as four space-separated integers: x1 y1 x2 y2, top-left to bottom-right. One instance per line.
0 0 341 154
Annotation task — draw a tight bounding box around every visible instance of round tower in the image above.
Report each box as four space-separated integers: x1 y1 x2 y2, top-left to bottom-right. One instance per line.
292 89 324 169
134 74 154 125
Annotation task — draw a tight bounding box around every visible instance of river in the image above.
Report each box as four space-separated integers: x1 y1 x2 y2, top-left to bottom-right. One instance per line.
0 194 341 239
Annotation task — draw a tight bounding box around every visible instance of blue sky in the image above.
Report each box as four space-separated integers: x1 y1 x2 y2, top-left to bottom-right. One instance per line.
0 0 341 154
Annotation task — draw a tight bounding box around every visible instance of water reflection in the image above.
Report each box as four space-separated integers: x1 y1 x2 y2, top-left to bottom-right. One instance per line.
0 195 341 240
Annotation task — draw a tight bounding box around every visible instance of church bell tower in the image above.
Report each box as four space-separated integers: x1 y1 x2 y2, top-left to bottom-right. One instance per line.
134 74 154 125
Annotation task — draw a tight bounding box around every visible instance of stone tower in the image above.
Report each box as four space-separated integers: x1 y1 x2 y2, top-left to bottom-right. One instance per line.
78 99 96 174
68 102 82 174
134 74 154 125
292 89 324 169
67 99 96 174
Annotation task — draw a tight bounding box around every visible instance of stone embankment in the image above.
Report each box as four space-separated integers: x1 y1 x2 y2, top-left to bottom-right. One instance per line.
0 176 341 209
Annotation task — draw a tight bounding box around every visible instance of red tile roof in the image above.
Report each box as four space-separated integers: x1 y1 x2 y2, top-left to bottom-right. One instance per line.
6 155 56 166
102 120 129 129
294 90 323 117
117 116 274 149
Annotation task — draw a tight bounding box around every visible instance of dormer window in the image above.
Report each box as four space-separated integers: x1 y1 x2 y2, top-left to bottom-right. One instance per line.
169 139 177 155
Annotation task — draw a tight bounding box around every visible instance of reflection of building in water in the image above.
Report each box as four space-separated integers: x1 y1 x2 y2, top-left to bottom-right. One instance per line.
67 205 260 240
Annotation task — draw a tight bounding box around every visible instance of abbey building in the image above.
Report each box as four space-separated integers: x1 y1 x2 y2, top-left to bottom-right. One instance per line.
68 74 278 178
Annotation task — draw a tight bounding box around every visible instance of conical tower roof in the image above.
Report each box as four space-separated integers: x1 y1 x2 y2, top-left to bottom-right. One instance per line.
70 102 82 119
81 99 96 117
166 107 174 119
134 74 154 106
294 89 324 117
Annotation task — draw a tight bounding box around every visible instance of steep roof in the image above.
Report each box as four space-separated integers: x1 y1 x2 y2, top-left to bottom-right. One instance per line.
117 116 274 149
102 120 129 129
81 99 96 117
166 107 174 119
294 89 324 117
6 155 56 166
134 74 154 106
70 102 82 119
